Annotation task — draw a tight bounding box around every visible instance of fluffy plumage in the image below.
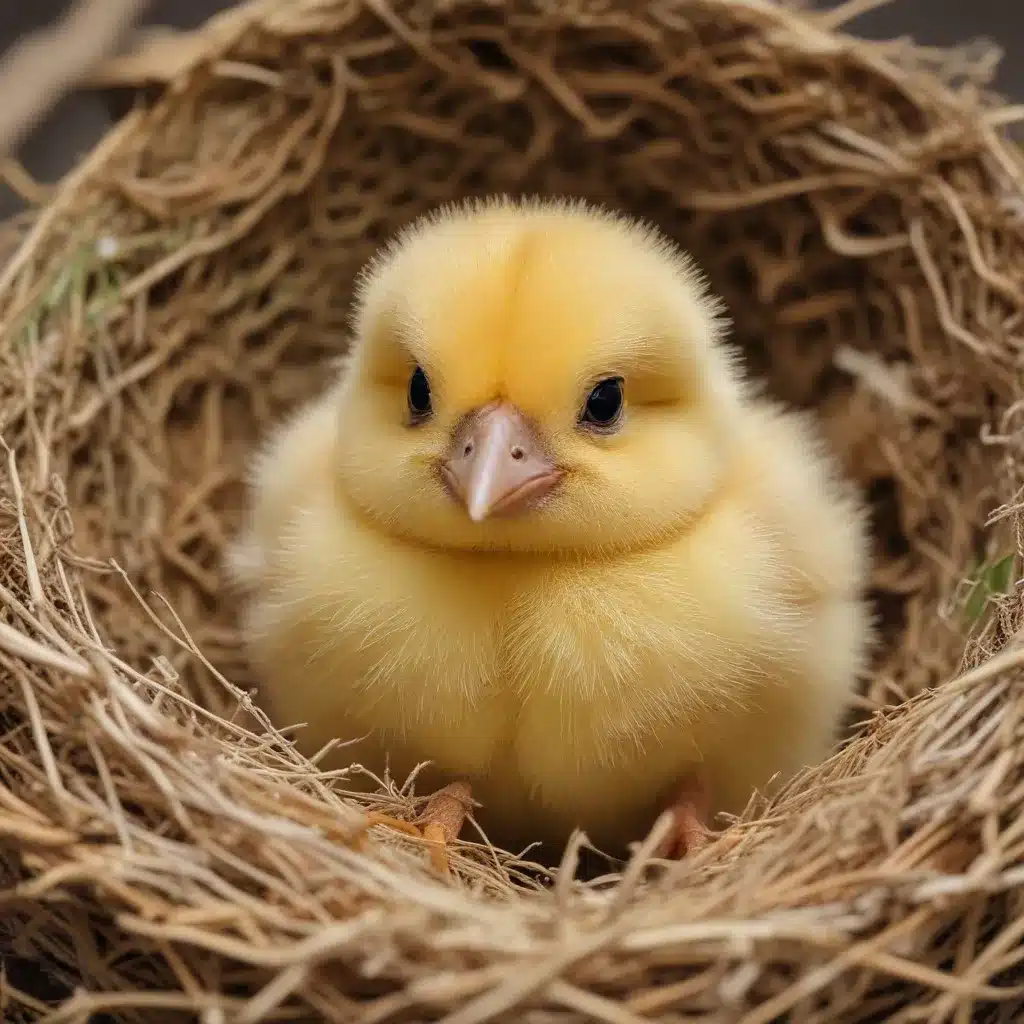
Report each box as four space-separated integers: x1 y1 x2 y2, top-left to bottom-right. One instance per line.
230 196 871 862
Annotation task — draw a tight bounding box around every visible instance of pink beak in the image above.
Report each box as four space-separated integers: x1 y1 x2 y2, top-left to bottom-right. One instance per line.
441 403 563 522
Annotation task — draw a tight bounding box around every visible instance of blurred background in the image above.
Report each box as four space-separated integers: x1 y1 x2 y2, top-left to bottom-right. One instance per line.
1 0 1021 221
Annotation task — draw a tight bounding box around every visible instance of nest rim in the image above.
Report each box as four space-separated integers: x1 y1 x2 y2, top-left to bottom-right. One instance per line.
0 0 1023 1020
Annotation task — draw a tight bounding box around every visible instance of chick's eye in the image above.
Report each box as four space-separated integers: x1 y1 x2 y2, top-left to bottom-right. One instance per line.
408 366 431 421
581 377 624 429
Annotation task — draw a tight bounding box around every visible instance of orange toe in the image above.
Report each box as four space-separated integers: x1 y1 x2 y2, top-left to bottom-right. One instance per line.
654 771 713 859
417 780 473 874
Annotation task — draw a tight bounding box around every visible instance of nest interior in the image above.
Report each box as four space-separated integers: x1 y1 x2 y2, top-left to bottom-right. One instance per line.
26 2 1021 710
0 1 1022 1021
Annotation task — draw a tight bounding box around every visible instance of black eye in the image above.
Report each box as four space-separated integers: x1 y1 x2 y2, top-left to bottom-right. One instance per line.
581 377 624 429
408 365 431 421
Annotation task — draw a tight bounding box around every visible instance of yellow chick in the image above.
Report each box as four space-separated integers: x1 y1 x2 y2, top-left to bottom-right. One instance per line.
229 196 870 868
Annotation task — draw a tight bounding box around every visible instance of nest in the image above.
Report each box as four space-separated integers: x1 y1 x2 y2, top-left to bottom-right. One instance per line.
1 0 1023 1019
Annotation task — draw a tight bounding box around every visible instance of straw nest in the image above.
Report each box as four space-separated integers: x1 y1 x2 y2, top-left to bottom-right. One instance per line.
1 0 1023 1020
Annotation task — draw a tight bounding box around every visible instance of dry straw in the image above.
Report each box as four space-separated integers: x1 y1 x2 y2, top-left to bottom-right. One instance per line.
0 0 1023 1020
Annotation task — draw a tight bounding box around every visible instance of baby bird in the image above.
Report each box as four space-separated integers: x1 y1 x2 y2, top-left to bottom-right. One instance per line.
229 196 871 869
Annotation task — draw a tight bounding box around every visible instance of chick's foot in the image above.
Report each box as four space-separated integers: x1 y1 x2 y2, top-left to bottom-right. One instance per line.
366 781 473 873
417 781 473 873
654 773 713 859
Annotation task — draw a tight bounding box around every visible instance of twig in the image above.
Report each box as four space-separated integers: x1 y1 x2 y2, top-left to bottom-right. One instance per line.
0 0 150 158
87 26 210 87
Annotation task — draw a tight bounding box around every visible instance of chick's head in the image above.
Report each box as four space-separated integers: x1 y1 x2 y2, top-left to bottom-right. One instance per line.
335 197 745 554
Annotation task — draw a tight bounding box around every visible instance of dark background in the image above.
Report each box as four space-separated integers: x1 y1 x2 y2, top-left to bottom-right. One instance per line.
1 0 1021 220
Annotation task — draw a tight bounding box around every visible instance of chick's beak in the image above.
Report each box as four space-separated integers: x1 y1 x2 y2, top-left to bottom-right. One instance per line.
442 403 562 522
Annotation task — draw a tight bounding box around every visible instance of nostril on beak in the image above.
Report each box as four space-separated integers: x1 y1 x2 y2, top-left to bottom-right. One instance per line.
445 402 562 521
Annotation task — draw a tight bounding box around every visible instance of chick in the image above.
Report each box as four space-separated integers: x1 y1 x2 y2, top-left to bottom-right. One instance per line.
229 196 870 869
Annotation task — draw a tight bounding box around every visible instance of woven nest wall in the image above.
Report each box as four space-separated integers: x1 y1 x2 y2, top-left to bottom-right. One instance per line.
1 0 1023 1020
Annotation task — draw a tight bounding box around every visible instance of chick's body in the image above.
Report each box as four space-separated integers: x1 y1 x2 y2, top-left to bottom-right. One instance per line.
232 198 870 858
